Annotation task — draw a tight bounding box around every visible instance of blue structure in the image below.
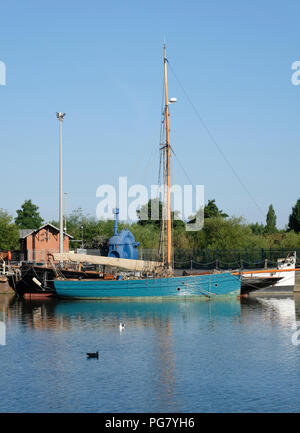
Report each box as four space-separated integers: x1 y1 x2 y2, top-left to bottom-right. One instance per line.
108 209 140 260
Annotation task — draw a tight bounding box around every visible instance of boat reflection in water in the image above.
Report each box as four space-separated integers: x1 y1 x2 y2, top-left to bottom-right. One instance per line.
8 296 242 331
240 294 298 329
294 293 300 321
4 294 300 412
8 294 300 334
6 296 242 411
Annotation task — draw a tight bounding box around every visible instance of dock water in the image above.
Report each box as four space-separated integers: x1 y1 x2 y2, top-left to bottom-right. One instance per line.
0 280 14 294
1 290 300 412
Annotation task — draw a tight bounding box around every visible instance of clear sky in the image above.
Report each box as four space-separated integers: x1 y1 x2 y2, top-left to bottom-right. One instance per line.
0 0 299 228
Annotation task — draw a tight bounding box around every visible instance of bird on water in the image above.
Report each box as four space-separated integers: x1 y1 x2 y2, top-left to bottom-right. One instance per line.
86 351 99 359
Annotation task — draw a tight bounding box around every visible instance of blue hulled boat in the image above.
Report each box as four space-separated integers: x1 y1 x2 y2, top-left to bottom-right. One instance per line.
54 272 240 299
53 46 242 300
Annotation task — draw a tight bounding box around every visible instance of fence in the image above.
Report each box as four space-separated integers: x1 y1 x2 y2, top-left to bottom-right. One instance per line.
139 248 300 270
10 247 300 270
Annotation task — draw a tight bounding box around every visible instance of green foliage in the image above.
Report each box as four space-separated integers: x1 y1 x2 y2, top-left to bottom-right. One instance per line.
59 202 300 253
192 217 252 250
137 198 161 228
278 230 300 249
137 199 185 230
0 209 19 250
52 208 109 250
204 199 228 219
173 225 191 249
265 204 277 234
8 197 300 255
130 223 160 249
250 222 265 235
187 199 228 226
288 199 300 233
15 200 43 229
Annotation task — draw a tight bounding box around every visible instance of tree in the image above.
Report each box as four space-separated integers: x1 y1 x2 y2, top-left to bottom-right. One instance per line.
48 205 300 254
193 216 252 250
187 199 228 226
204 199 228 218
130 223 161 249
15 200 43 229
265 204 277 234
288 199 300 233
0 209 19 250
249 222 265 235
137 199 185 230
52 208 104 250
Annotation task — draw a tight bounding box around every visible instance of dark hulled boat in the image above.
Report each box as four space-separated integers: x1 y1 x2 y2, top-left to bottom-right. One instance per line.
8 262 113 299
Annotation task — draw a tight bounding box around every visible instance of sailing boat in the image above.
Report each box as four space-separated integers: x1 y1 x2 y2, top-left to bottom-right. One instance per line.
53 46 241 299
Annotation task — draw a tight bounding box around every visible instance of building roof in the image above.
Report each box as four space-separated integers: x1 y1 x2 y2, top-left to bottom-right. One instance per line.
19 223 73 239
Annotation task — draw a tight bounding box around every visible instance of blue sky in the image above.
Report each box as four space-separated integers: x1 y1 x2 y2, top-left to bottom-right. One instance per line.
0 0 299 228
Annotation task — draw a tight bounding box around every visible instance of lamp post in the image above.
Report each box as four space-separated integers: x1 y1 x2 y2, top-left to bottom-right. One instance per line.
80 226 83 248
64 192 68 232
81 225 84 249
56 112 66 256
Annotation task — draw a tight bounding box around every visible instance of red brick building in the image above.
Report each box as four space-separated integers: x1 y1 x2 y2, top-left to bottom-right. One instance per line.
19 223 73 263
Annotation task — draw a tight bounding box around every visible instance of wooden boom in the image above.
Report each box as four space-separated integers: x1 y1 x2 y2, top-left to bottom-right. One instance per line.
53 253 164 273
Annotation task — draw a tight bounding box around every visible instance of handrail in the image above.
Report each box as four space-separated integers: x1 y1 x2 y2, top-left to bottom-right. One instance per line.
233 268 300 276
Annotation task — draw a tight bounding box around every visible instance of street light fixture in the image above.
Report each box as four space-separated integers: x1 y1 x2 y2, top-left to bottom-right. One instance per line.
56 112 66 121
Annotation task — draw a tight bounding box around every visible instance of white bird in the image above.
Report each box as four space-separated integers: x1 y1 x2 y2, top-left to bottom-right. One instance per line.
119 322 125 331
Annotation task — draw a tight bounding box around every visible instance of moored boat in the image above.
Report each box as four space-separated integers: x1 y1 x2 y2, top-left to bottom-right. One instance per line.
52 46 242 300
54 271 240 299
241 252 297 296
7 262 111 299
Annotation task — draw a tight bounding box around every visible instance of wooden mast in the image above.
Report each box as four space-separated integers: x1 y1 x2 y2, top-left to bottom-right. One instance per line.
163 45 172 271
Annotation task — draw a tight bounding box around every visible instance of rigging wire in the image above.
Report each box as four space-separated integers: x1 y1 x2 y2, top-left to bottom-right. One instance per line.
157 74 166 189
171 147 195 189
136 76 166 187
167 59 265 219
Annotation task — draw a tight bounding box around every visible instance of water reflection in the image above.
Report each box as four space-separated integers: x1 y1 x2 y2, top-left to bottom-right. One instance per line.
5 294 300 330
294 293 300 321
7 296 68 330
0 294 14 329
5 296 242 412
6 297 242 331
4 294 300 336
2 294 300 412
240 295 298 328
